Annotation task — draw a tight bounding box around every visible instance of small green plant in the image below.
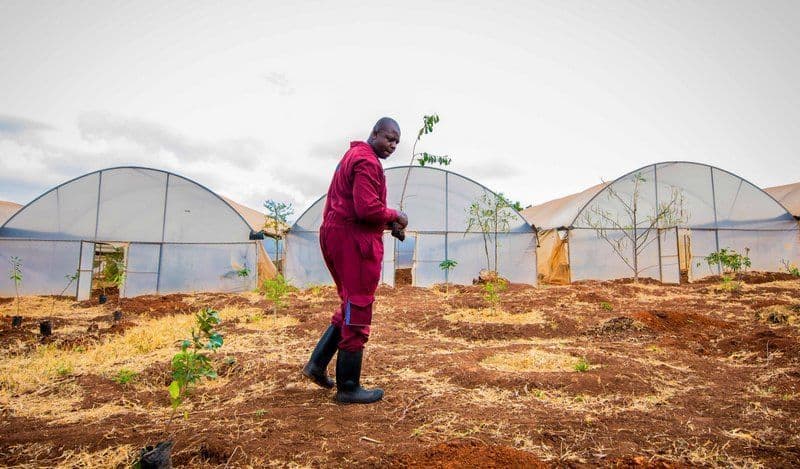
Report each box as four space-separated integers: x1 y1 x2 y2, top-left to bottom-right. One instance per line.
483 279 507 311
413 114 450 167
439 259 458 294
109 258 127 308
56 361 73 376
599 301 613 311
305 283 325 299
574 357 590 372
8 256 22 316
262 274 291 314
236 264 250 278
51 271 79 314
781 259 800 277
167 307 224 426
114 368 138 385
704 247 751 281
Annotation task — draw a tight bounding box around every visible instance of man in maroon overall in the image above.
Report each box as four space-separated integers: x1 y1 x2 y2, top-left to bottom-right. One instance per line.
302 117 408 404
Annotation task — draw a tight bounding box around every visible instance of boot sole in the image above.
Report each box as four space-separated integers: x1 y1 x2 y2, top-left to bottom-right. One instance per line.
335 391 384 404
302 365 334 389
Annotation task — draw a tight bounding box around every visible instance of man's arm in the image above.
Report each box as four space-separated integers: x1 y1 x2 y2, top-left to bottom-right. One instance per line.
352 159 399 227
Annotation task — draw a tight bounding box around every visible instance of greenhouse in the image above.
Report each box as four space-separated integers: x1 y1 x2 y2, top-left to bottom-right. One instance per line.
285 166 538 288
523 162 800 284
765 182 800 219
0 167 275 299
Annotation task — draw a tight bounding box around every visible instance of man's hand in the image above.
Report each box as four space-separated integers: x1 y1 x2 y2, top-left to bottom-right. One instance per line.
396 211 409 229
391 222 406 241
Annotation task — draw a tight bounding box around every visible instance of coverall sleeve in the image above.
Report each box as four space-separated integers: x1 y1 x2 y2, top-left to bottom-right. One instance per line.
352 158 398 227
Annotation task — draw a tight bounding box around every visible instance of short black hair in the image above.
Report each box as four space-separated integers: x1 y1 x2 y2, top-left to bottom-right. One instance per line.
372 117 400 134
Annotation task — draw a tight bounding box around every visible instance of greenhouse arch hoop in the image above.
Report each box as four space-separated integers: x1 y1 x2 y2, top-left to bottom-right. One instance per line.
0 166 265 299
0 166 256 236
564 161 796 230
530 161 800 284
285 165 538 288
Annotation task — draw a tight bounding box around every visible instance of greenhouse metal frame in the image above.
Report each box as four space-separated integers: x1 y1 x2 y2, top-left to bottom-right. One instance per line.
285 166 538 288
526 162 800 283
0 167 270 299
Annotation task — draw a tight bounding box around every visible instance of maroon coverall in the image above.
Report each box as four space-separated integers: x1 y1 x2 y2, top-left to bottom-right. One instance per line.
321 141 398 352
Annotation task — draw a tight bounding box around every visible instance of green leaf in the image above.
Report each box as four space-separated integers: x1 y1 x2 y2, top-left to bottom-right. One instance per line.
168 380 181 400
207 333 223 349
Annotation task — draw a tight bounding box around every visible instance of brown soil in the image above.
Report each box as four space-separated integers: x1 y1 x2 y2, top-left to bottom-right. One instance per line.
396 268 413 286
392 440 548 468
2 273 800 467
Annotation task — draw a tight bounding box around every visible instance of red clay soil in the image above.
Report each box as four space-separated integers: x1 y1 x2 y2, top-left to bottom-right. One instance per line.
391 440 548 468
2 274 800 467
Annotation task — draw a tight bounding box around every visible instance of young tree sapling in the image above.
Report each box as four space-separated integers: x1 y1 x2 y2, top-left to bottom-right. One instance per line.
8 256 22 316
263 200 294 272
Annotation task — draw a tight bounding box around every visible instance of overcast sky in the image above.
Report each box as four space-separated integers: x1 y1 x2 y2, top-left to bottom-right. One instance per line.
1 0 798 220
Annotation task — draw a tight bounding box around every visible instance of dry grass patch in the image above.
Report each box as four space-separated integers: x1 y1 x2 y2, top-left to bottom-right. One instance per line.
218 305 300 330
2 381 83 420
0 443 136 469
389 367 461 396
480 349 584 373
0 296 77 318
54 444 136 468
0 313 198 393
444 308 546 325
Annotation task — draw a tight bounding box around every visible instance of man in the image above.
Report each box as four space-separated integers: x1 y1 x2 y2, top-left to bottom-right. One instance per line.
302 117 408 404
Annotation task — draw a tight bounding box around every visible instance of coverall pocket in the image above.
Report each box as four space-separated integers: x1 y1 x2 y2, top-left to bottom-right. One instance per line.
354 233 379 261
345 294 374 326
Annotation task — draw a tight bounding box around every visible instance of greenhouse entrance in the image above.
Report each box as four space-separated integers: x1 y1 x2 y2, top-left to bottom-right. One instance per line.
394 233 416 286
89 243 127 301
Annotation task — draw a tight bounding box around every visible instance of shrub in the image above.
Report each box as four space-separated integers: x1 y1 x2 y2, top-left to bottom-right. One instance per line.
483 279 507 311
114 368 138 385
168 308 224 417
600 301 613 311
574 357 590 372
781 259 800 277
262 274 292 314
704 248 751 281
8 256 22 316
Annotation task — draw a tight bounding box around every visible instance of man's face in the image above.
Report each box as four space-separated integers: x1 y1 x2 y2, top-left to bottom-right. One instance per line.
370 126 400 159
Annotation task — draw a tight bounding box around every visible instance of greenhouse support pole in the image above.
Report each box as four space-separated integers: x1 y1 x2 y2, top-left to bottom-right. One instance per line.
709 167 721 275
654 165 663 282
444 172 449 285
156 174 170 294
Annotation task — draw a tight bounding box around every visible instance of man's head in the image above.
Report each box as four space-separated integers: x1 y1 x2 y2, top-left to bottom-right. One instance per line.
367 117 401 159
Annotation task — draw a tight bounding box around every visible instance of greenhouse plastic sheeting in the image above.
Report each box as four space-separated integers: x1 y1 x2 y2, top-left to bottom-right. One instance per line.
686 229 721 280
658 228 681 284
0 167 253 244
77 241 94 300
412 233 447 286
163 174 251 243
716 229 800 273
284 231 331 288
285 167 538 288
124 243 161 297
381 232 395 287
156 243 257 295
569 228 677 282
0 172 100 240
712 168 797 229
0 240 81 296
97 168 167 242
